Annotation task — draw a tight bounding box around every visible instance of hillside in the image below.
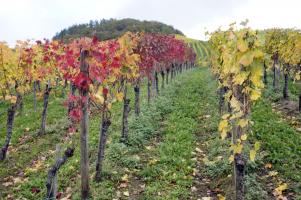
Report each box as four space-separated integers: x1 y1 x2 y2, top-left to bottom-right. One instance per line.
175 35 211 65
53 18 184 42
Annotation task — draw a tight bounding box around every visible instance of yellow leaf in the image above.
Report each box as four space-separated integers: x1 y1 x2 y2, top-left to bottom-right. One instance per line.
275 183 288 195
254 141 261 151
250 64 264 88
222 113 230 120
239 53 254 66
217 194 226 200
233 143 243 154
253 49 264 59
238 119 248 128
228 155 234 163
237 40 248 52
218 120 228 140
107 103 112 110
249 150 256 161
230 97 241 112
10 96 17 104
250 90 261 101
233 72 248 85
218 120 228 132
108 76 116 83
230 111 244 120
240 134 247 141
115 92 124 102
121 174 129 182
148 159 158 165
94 94 104 104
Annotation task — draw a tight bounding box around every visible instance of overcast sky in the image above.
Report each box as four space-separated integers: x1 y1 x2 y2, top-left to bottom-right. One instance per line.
1 0 300 46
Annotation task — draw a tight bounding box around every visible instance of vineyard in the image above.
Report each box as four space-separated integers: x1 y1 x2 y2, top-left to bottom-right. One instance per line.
0 19 301 200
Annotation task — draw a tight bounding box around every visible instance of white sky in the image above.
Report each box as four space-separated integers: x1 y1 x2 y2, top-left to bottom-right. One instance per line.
1 0 300 46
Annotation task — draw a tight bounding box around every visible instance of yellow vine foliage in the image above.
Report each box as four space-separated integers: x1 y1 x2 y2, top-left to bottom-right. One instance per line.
0 41 31 103
209 22 264 161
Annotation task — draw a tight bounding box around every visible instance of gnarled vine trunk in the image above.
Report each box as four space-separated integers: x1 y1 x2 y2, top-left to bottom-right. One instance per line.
171 64 175 81
95 111 111 182
161 71 165 89
0 98 20 161
39 81 52 135
272 59 277 89
147 79 151 105
134 82 140 116
61 79 68 98
283 66 289 100
155 71 159 95
234 153 245 200
263 61 268 85
232 85 248 200
218 86 227 114
16 92 23 114
121 85 131 141
166 69 170 84
46 147 74 200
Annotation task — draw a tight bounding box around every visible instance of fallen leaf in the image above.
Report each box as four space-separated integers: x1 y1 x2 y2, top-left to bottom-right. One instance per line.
269 171 278 177
123 191 130 197
217 194 226 200
240 134 247 141
3 181 13 187
31 187 41 193
121 174 129 182
148 159 158 165
119 182 128 188
250 150 256 161
12 177 23 184
228 155 234 163
191 186 197 192
56 192 63 199
145 146 152 150
274 183 288 196
195 147 203 153
265 163 273 169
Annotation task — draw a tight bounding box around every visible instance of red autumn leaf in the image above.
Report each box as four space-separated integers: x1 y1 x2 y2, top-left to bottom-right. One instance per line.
73 72 91 90
31 186 41 194
92 36 98 45
103 88 109 96
56 192 63 198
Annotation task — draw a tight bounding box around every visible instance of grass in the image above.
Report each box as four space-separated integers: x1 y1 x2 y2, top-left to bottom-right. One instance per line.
250 83 301 198
139 68 207 199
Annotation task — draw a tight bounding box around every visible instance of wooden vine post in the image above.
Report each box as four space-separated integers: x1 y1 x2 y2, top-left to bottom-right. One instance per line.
79 49 90 199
